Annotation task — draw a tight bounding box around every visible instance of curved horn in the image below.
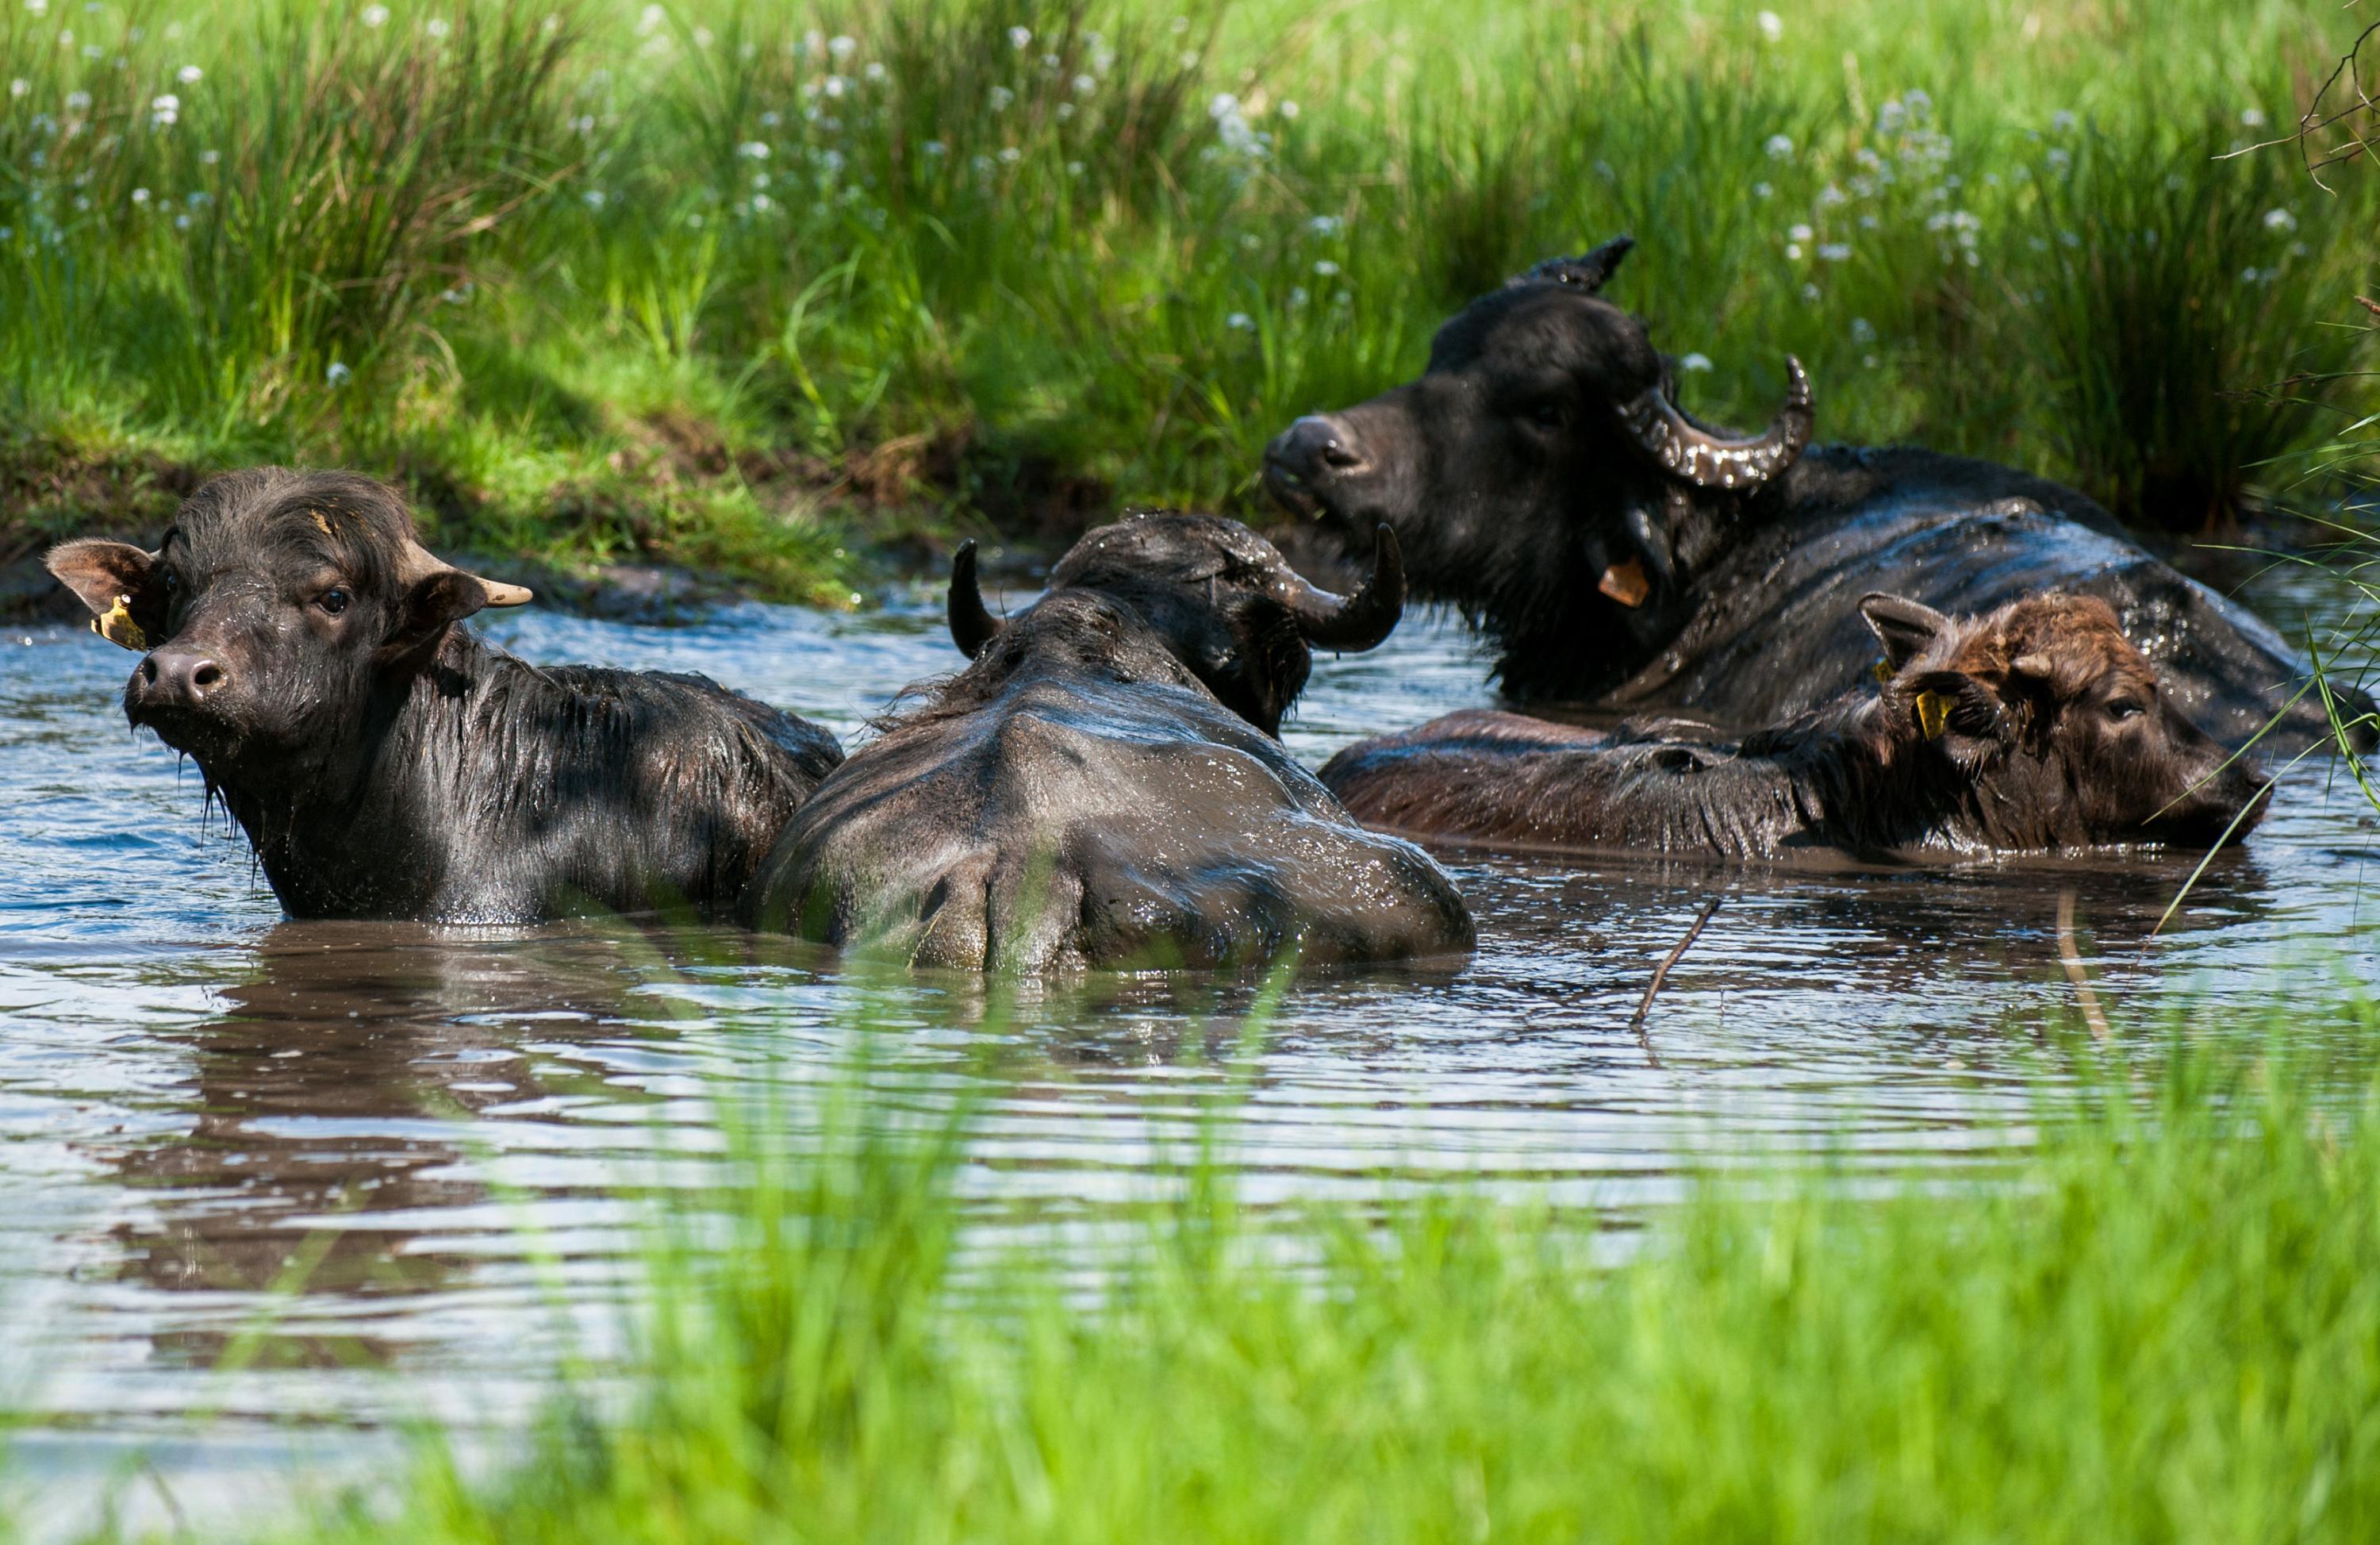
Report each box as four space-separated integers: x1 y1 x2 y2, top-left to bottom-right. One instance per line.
1615 355 1814 492
1287 525 1405 652
397 536 532 606
947 540 1005 659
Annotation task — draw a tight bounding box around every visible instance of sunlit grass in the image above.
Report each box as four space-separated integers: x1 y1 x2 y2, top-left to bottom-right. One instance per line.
2 0 2374 595
214 982 2380 1544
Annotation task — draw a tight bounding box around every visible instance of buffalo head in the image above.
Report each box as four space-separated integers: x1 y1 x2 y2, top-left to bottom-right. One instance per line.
946 511 1403 736
1262 236 1808 667
1860 590 2271 849
47 468 529 775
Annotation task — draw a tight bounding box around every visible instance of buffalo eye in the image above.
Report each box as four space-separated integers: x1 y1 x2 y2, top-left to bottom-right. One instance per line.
2104 696 2147 723
317 586 351 617
1521 398 1567 432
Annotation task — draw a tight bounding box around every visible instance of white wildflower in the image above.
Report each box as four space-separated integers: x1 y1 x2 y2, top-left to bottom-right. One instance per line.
1801 281 1821 302
362 4 388 25
1679 352 1714 372
425 17 449 39
823 75 845 98
129 186 148 203
1313 258 1339 276
1785 243 1803 260
827 34 855 60
25 0 46 14
2240 107 2267 129
923 140 946 156
325 361 352 387
1850 317 1877 344
1279 99 1299 120
1764 133 1794 159
6 79 24 98
175 64 200 83
2049 109 2076 133
863 60 885 82
1308 214 1342 237
1752 181 1774 199
2263 207 2296 233
1073 73 1095 95
737 140 770 159
1225 311 1253 331
988 85 1013 110
1008 25 1030 48
997 145 1019 163
635 5 663 37
1788 222 1814 243
1756 10 1782 41
1818 242 1851 262
199 148 218 164
691 25 712 48
148 92 178 126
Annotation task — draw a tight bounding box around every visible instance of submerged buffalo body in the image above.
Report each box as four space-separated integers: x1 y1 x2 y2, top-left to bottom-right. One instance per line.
1266 237 2372 751
1322 592 2272 860
745 514 1473 971
48 469 842 921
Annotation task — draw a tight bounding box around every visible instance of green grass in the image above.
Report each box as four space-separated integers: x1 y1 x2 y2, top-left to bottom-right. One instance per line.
3 0 2375 602
147 978 2377 1544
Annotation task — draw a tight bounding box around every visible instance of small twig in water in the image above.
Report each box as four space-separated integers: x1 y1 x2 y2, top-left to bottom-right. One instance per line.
1629 894 1725 1055
2056 889 2111 1043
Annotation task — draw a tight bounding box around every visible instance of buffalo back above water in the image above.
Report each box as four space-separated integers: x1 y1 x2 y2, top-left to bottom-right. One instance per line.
745 516 1472 972
1320 591 2272 860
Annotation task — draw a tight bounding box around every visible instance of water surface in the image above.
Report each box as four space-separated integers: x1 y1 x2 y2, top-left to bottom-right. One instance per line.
1 559 2374 1524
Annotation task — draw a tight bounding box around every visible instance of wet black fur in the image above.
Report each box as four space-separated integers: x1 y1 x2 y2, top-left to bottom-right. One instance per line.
52 469 842 922
1321 596 2273 860
1267 240 2374 752
743 514 1472 972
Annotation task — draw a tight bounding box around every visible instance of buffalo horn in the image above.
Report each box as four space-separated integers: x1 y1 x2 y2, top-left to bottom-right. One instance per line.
2010 652 2054 680
1287 525 1405 652
947 540 1005 658
1615 355 1814 492
397 536 532 607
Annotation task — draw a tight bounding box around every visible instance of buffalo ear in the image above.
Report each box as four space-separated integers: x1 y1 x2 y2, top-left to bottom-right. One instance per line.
378 569 511 667
1511 235 1633 293
1860 592 1949 671
48 540 167 638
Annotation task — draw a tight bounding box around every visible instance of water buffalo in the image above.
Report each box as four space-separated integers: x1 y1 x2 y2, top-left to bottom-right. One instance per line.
1320 591 2272 859
46 468 843 921
743 513 1474 971
1265 236 2374 753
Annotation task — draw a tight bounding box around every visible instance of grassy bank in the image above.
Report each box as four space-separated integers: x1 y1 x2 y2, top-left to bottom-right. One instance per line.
135 985 2370 1543
2 0 2376 604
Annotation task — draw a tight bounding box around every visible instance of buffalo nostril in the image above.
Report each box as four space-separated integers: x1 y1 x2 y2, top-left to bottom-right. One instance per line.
190 661 223 691
1318 439 1361 470
140 657 160 686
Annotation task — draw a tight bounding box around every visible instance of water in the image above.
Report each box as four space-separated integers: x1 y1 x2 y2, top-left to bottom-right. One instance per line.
1 563 2375 1527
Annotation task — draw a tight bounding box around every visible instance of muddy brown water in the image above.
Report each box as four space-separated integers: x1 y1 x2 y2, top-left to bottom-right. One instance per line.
1 561 2374 1527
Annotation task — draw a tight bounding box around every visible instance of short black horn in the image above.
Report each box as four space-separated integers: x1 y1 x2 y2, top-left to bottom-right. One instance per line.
947 540 1005 658
1288 525 1405 652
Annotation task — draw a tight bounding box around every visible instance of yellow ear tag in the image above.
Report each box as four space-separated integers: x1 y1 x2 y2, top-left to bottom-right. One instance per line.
1597 559 1649 609
93 594 148 652
1915 689 1952 740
